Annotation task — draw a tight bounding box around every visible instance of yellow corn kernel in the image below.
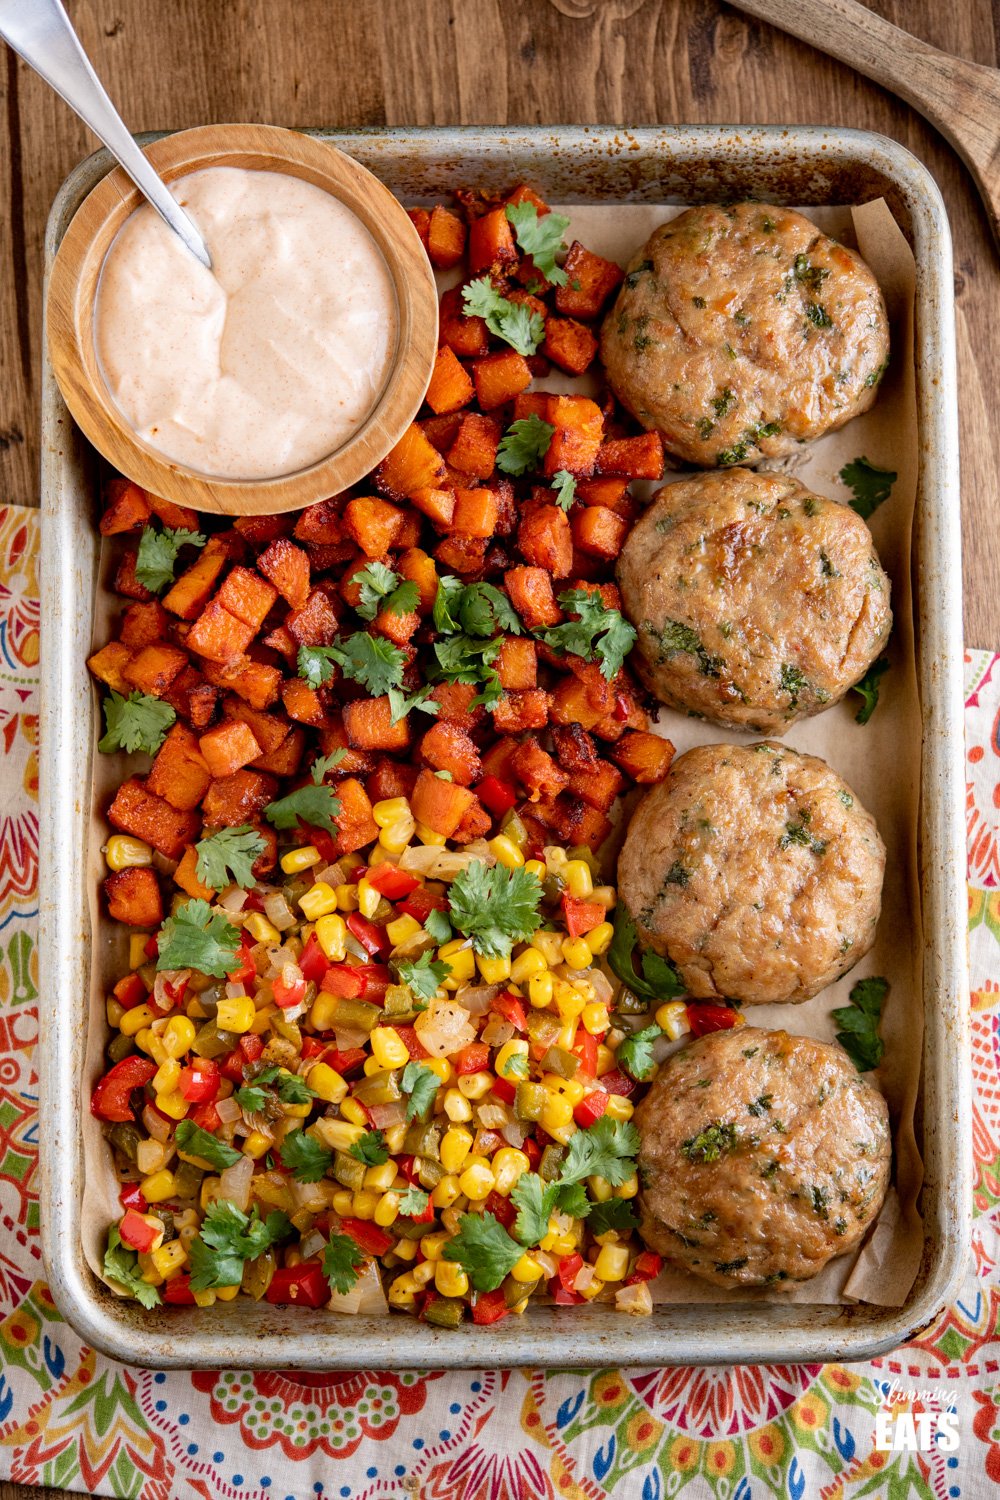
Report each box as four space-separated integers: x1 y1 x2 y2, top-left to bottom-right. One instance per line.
530 929 564 966
151 1240 188 1279
355 877 378 919
374 1190 401 1227
434 1259 469 1298
476 952 512 984
373 796 411 828
105 834 153 872
574 978 597 1004
492 1147 530 1195
393 1235 418 1262
281 1097 312 1120
216 995 255 1034
313 1118 365 1151
351 1189 380 1220
140 1170 177 1204
309 991 340 1032
152 1058 181 1096
106 997 126 1028
431 1174 462 1209
605 1095 635 1123
544 845 568 873
332 1188 354 1216
243 1129 271 1160
280 844 321 875
119 1003 155 1038
592 884 616 907
511 1253 541 1284
244 911 281 945
305 1062 347 1106
215 1283 241 1302
524 859 547 883
510 948 547 985
579 1274 605 1302
655 999 691 1041
129 934 150 969
581 1001 610 1036
388 1271 418 1308
541 1230 579 1256
561 937 593 971
540 1092 574 1131
415 822 447 846
420 1231 450 1261
379 819 415 856
588 1172 614 1202
338 1097 368 1127
596 1044 616 1077
495 1038 529 1081
385 1122 408 1154
587 921 615 957
156 1090 190 1121
488 834 525 870
138 1251 165 1288
412 1259 436 1288
443 1087 472 1123
438 939 475 987
556 1019 577 1052
543 1074 585 1105
314 912 348 962
363 1056 381 1077
440 1126 474 1174
386 913 421 947
370 1025 410 1069
563 859 593 898
364 1160 398 1193
162 1015 196 1058
336 883 359 912
250 1004 275 1035
594 1243 630 1282
528 971 554 1008
615 1172 639 1200
299 881 340 920
424 1057 453 1084
457 1070 492 1100
190 1286 216 1307
458 1161 495 1200
554 981 586 1021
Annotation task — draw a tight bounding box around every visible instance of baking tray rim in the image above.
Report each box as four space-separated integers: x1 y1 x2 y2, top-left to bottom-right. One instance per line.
37 122 971 1370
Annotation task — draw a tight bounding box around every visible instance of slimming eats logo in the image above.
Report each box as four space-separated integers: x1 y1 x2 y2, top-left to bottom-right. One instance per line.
874 1379 960 1453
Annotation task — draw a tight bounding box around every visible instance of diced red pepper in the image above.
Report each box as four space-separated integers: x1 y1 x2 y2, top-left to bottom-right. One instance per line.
227 931 257 986
178 1057 220 1103
471 1287 510 1325
490 1075 517 1105
398 886 450 923
551 1284 585 1305
396 1154 420 1184
629 1250 663 1283
189 1101 221 1132
113 972 148 1010
144 934 159 960
400 1194 435 1224
491 992 527 1031
300 824 338 862
562 895 606 938
220 1033 264 1083
301 1036 326 1059
323 1047 367 1076
359 964 391 1005
454 1042 490 1075
476 775 518 817
265 1260 329 1308
393 1023 430 1061
686 1002 741 1036
273 972 307 1009
523 1136 542 1171
366 863 421 900
573 1087 609 1129
162 1274 197 1305
597 1067 637 1098
241 890 265 913
346 912 391 958
91 1056 157 1123
339 1218 394 1257
570 1026 598 1078
557 1251 584 1295
119 1182 148 1213
484 1190 516 1231
119 1208 160 1253
299 931 329 983
319 962 367 999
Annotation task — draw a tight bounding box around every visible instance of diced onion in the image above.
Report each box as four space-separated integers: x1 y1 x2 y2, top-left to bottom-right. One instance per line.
218 886 249 914
574 1262 599 1295
500 1119 528 1148
399 841 496 880
333 1026 369 1050
532 1249 558 1280
136 1136 170 1173
475 1103 508 1130
414 996 477 1058
615 1281 654 1316
301 1229 326 1261
263 891 297 932
328 1257 388 1316
142 1105 171 1144
454 981 500 1016
369 1099 407 1129
218 1153 254 1212
315 861 349 888
481 1015 514 1048
215 1095 243 1125
589 969 614 1006
153 970 189 1009
265 946 298 979
225 981 248 999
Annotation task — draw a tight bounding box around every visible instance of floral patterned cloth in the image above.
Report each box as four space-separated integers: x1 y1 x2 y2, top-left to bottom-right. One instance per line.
2 503 999 1498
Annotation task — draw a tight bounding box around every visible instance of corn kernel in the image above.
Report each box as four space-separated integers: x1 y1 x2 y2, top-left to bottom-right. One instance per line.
510 948 547 984
579 1274 605 1301
151 1240 188 1278
336 883 360 912
492 1147 530 1195
133 1027 156 1057
540 1092 574 1130
189 1286 216 1307
594 1243 631 1282
543 1074 585 1104
458 1161 495 1200
393 1235 418 1261
615 1172 639 1200
243 1129 271 1159
299 881 339 920
309 991 340 1031
332 1189 354 1216
355 877 377 919
374 1190 400 1227
592 885 616 908
138 1251 164 1287
364 1160 398 1192
280 845 321 874
541 1230 578 1256
162 1015 196 1057
441 1126 473 1174
415 822 447 846
495 1039 529 1080
105 834 153 871
528 971 554 1008
476 952 511 984
129 933 150 968
156 1090 190 1121
511 1253 541 1284
587 921 615 956
530 929 564 966
605 1095 635 1122
388 1272 418 1308
373 796 410 828
412 1259 436 1287
119 1003 155 1037
250 1004 275 1034
214 1283 240 1302
424 1057 453 1084
385 1122 408 1153
335 1100 366 1134
457 1070 492 1100
563 859 594 898
439 939 475 987
315 913 348 961
588 1173 614 1202
443 1087 472 1122
596 1044 616 1076
581 1001 610 1036
281 1097 312 1119
351 1188 380 1220
371 1025 410 1069
524 859 547 881
561 937 593 971
106 997 125 1028
434 1259 469 1297
488 834 525 870
431 1173 462 1209
313 1118 365 1151
556 1019 577 1052
554 981 586 1021
307 1062 348 1105
245 906 281 942
420 1231 450 1261
544 846 568 873
386 913 421 946
655 999 692 1041
140 1170 177 1204
152 1058 181 1096
216 996 255 1034
379 818 415 856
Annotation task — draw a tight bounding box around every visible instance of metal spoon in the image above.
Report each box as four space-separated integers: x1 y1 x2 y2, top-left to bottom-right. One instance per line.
0 0 212 269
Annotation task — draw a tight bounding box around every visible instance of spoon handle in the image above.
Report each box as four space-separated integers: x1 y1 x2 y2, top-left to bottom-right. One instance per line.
0 0 211 268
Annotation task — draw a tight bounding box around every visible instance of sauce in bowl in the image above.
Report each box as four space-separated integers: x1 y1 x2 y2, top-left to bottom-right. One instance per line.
94 165 397 480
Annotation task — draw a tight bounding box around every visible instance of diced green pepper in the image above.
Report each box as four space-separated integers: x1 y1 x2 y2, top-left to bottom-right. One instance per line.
108 1123 141 1162
191 1019 235 1058
171 1160 205 1200
106 1032 137 1065
423 1295 465 1328
500 810 529 848
539 1144 566 1181
504 1274 539 1306
328 997 382 1033
241 1249 276 1300
404 1120 443 1158
526 1009 562 1047
417 1157 446 1189
514 1081 547 1122
353 1068 402 1107
333 1150 367 1190
614 988 650 1015
541 1045 580 1080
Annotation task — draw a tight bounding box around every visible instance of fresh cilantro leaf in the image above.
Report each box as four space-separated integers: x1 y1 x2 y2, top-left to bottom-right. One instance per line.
432 632 503 693
542 588 637 681
323 1232 365 1294
387 682 440 726
831 975 889 1071
235 1065 318 1113
616 1024 662 1082
510 1172 558 1246
462 277 544 355
156 898 241 978
349 1128 389 1166
394 951 449 1002
551 470 577 512
425 908 452 943
840 456 897 519
383 579 420 615
311 749 345 783
505 201 570 285
188 1200 292 1290
195 824 266 891
559 1117 640 1187
135 524 206 593
103 1223 162 1308
432 574 465 634
333 632 407 697
447 860 542 959
442 1210 523 1291
851 656 889 725
397 1185 431 1218
297 644 339 689
265 763 342 834
99 690 175 755
350 562 422 622
434 770 454 782
455 581 523 638
554 1181 591 1219
588 1198 640 1236
608 904 685 1004
401 1060 440 1121
681 1121 739 1163
496 413 554 476
175 1118 243 1170
279 1128 334 1183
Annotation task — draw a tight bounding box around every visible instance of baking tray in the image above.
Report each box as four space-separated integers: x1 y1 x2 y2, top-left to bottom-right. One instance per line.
38 125 970 1369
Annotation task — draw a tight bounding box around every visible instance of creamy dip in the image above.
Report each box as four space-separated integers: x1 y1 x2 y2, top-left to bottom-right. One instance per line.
95 166 397 480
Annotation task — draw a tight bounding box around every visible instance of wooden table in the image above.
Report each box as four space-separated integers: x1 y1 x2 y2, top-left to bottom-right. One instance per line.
0 1 994 1495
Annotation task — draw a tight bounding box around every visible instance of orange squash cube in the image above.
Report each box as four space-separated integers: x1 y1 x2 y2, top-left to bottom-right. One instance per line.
107 777 200 860
120 601 169 650
425 345 475 415
252 728 307 778
162 540 230 620
471 349 533 410
419 721 482 786
257 538 311 611
286 588 339 647
146 723 213 811
410 767 475 836
293 498 346 546
496 636 538 690
453 487 499 539
492 688 550 733
216 566 278 631
333 777 379 855
595 432 665 480
104 867 163 927
202 769 277 828
446 412 502 479
122 643 189 698
554 242 624 319
100 479 152 535
187 602 255 663
572 504 630 559
504 566 561 630
543 396 604 478
518 501 573 576
439 286 490 359
375 423 448 500
201 655 283 710
198 720 263 779
173 845 215 902
611 730 675 784
468 207 518 276
427 205 467 270
342 696 413 753
543 315 598 375
87 641 133 695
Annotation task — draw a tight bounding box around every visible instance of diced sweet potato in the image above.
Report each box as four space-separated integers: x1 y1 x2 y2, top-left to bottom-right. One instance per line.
252 727 306 777
512 391 554 425
439 285 490 359
281 676 333 727
543 315 598 375
257 538 311 611
367 757 418 803
510 737 568 802
286 588 339 647
427 205 467 270
552 723 599 774
158 663 201 722
434 534 487 576
108 777 200 859
104 867 162 927
543 395 604 478
453 488 499 540
317 714 375 776
468 207 518 276
375 423 448 501
114 550 154 602
446 412 502 479
595 432 665 480
496 636 538 690
120 601 169 650
396 548 438 614
575 477 637 520
505 183 551 215
592 673 647 741
572 504 630 559
451 798 491 844
343 697 412 753
147 723 213 811
342 497 404 557
492 688 550 733
233 514 295 547
505 566 561 629
251 824 279 877
186 601 255 663
202 769 277 828
261 624 298 663
471 350 532 410
293 499 347 546
548 796 612 852
100 479 152 535
611 730 675 783
146 494 198 532
223 698 290 755
421 413 464 453
87 641 133 694
518 501 573 576
554 242 624 319
305 540 355 570
122 642 189 698
426 345 475 415
432 681 486 728
372 604 420 647
162 540 230 620
333 777 379 856
566 760 624 813
173 845 215 902
410 767 475 836
409 486 454 530
215 567 278 631
419 721 481 786
408 206 431 246
198 719 262 779
188 681 221 730
549 671 613 731
569 579 624 613
201 655 282 710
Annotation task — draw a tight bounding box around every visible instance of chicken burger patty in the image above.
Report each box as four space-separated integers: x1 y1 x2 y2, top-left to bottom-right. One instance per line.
634 1026 891 1288
617 742 884 1004
616 468 892 732
600 203 889 468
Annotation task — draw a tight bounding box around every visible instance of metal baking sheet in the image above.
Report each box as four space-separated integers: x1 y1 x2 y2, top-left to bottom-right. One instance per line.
38 125 970 1369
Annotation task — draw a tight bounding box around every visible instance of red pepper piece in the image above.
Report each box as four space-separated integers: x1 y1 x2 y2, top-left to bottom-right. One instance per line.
551 1283 585 1305
265 1260 329 1308
490 1075 517 1105
396 1154 420 1184
119 1182 148 1213
339 1218 394 1257
113 972 148 1010
570 1026 598 1078
630 1250 663 1282
91 1056 157 1123
597 1067 637 1098
398 886 449 923
484 1190 516 1231
394 1023 430 1061
686 1002 740 1036
301 1036 326 1059
367 863 420 900
323 1047 367 1076
471 1287 510 1324
189 1101 222 1132
491 992 528 1031
476 775 518 817
219 1033 264 1083
454 1042 490 1075
523 1136 542 1171
400 1195 435 1224
178 1057 220 1103
319 963 367 1000
273 972 307 1009
299 931 329 983
119 1207 160 1253
346 912 391 958
573 1087 609 1129
556 1251 584 1295
144 934 159 960
300 824 338 862
561 895 606 938
359 964 391 1005
227 931 257 986
162 1273 197 1305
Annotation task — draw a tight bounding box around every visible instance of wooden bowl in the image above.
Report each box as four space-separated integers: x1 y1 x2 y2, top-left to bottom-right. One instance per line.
46 123 438 515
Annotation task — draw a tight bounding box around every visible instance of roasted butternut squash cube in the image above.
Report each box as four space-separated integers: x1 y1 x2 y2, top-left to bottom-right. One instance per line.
113 549 154 602
543 396 604 478
518 501 573 576
471 349 533 411
595 432 665 480
216 566 278 631
419 721 481 786
432 681 486 729
173 845 215 902
425 345 475 415
281 676 334 727
505 566 561 629
293 498 347 546
146 723 213 811
286 588 339 647
147 494 199 531
446 411 502 479
453 487 499 540
554 242 624 319
202 769 277 828
543 315 598 375
233 514 295 547
434 534 487 575
100 479 151 535
396 547 438 614
120 601 169 650
451 797 491 844
198 719 263 780
468 207 518 276
344 497 406 557
572 504 630 560
439 285 490 359
201 654 282 710
107 777 200 859
161 539 229 620
427 205 467 270
366 756 418 803
511 737 568 801
492 688 550 734
496 636 538 690
188 681 221 730
257 538 311 611
87 641 133 695
122 642 189 698
221 697 290 756
252 727 306 778
104 867 163 927
375 422 448 501
410 767 475 836
317 714 375 776
566 760 624 813
343 696 412 753
187 601 256 663
333 777 379 856
610 729 675 784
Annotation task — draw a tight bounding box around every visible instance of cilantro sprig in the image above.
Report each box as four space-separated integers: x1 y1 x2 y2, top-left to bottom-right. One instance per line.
235 1066 317 1114
551 470 577 512
195 824 266 891
135 523 206 593
496 413 554 477
839 456 897 520
447 860 542 959
397 1185 431 1218
462 278 544 355
831 975 889 1071
349 1129 389 1166
103 1224 162 1308
442 1210 523 1291
505 201 570 285
851 657 889 725
510 1118 641 1247
323 1232 365 1295
265 754 342 834
156 898 241 978
541 588 637 681
394 951 448 1003
188 1201 292 1291
401 1060 440 1121
608 905 685 1005
616 1024 662 1082
350 562 420 621
298 633 407 698
99 690 175 756
279 1128 334 1183
175 1118 242 1170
